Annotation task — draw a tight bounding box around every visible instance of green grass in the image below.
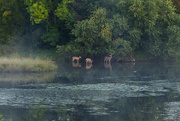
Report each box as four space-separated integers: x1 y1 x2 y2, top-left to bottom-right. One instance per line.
0 57 57 72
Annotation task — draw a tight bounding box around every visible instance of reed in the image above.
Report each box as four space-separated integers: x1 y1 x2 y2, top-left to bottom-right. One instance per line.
0 57 57 72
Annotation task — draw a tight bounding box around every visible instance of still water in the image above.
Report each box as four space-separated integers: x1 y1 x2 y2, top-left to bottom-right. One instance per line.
0 61 180 121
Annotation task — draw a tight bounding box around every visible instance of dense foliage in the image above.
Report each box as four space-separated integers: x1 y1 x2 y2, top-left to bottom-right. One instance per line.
0 0 180 59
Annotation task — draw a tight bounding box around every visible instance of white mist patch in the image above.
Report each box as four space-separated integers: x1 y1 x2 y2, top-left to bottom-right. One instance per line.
164 102 180 121
60 83 144 91
0 82 169 108
48 82 169 98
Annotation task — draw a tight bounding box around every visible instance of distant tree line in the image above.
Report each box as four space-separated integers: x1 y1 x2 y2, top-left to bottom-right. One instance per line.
0 0 180 59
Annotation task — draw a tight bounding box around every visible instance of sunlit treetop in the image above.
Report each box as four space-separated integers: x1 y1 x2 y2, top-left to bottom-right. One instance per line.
55 0 74 20
29 1 48 24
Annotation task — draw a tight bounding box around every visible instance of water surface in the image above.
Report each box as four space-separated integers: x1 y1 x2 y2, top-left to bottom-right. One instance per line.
0 61 180 121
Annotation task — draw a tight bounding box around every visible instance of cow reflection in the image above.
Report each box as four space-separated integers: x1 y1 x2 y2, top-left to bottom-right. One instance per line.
72 62 81 67
104 63 112 71
86 63 93 70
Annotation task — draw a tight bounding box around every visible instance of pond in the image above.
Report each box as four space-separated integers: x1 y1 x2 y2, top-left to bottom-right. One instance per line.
0 61 180 121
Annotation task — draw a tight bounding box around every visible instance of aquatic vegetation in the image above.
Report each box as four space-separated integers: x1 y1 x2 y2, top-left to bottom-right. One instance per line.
0 57 57 72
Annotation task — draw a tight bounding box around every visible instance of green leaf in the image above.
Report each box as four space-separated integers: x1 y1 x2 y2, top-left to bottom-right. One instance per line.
55 0 74 20
29 1 48 24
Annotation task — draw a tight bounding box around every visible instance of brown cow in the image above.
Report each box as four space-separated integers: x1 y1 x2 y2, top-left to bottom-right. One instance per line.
104 54 112 63
72 56 81 62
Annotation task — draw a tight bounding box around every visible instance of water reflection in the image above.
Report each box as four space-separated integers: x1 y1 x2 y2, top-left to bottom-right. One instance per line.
0 72 56 87
104 63 112 71
0 103 73 121
72 60 93 70
72 62 81 68
0 62 180 121
65 61 180 83
86 63 93 70
0 96 167 121
26 103 73 121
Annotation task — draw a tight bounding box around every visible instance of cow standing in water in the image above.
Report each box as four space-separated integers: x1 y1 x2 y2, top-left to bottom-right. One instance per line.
85 58 93 69
72 56 81 62
104 54 112 64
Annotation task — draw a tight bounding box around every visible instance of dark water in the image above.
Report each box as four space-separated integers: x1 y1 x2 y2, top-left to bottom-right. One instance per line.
0 61 180 121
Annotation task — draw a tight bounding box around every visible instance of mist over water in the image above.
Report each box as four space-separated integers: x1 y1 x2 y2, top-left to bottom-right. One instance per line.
0 61 180 121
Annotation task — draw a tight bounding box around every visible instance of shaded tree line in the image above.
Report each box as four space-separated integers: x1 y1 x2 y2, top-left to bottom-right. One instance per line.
0 0 180 59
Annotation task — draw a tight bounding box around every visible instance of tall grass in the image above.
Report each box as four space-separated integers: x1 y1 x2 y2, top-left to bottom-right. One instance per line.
0 57 57 72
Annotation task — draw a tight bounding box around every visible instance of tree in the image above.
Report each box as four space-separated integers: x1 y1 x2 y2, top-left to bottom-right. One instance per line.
55 0 74 20
116 0 180 57
0 0 27 44
70 8 112 56
58 8 133 58
24 0 75 48
29 1 48 24
172 0 180 14
167 25 180 58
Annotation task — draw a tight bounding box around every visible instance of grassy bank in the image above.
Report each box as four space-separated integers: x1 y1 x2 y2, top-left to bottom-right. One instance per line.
0 57 57 72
